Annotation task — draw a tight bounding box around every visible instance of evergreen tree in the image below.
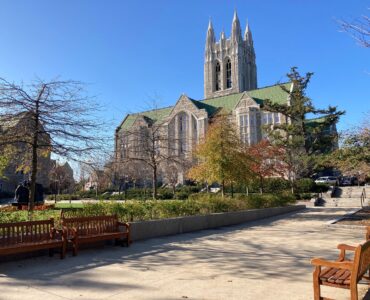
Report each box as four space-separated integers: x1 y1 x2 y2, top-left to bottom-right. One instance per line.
263 67 344 182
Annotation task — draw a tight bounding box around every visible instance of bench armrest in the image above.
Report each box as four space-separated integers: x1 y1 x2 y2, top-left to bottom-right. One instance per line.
366 226 370 240
56 228 67 241
337 244 357 251
311 258 353 270
337 243 357 261
50 227 57 239
117 221 130 231
63 226 78 239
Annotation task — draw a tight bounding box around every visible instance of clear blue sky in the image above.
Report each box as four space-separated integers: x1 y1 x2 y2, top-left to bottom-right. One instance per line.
0 0 369 136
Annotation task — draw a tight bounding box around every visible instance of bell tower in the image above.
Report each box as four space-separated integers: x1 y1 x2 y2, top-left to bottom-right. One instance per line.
204 11 257 99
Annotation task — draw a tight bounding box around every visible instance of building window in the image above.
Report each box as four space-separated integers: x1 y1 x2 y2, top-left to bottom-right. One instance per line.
250 112 257 144
226 58 232 88
274 112 280 124
268 112 273 124
192 116 198 143
239 114 249 144
215 62 221 91
178 113 188 154
121 136 128 158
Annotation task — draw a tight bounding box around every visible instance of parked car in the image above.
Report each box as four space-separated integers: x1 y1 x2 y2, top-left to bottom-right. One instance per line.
340 176 352 186
339 176 359 186
315 176 338 186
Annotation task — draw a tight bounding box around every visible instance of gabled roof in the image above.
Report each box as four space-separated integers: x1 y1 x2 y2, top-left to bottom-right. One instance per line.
248 82 292 105
117 82 293 131
0 111 29 130
194 92 244 115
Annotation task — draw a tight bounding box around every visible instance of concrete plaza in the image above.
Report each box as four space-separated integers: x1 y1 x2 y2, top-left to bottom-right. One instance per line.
0 207 369 300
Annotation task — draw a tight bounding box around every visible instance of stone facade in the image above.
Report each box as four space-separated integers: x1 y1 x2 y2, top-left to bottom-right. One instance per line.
204 11 257 99
0 113 52 194
114 12 336 184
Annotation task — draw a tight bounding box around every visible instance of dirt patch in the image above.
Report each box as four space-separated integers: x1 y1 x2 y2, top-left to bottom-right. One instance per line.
335 208 370 225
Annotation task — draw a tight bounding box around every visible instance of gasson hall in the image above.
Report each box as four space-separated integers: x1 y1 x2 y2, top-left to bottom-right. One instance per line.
114 11 336 185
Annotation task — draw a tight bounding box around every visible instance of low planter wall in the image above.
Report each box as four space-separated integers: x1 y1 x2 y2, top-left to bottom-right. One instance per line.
130 205 306 241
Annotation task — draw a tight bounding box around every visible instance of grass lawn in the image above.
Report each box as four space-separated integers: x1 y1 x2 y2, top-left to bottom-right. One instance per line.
55 203 84 209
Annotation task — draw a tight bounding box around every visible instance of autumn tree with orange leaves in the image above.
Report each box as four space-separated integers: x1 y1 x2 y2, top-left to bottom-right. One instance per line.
247 140 287 193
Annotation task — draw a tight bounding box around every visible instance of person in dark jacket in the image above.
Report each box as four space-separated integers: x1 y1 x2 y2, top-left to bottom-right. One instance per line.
14 182 29 206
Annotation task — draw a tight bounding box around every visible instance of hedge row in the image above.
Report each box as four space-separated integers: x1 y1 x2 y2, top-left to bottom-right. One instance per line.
0 193 296 224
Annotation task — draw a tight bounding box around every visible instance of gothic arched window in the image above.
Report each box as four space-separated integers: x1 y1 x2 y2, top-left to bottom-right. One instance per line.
178 112 188 154
215 62 221 91
226 58 232 88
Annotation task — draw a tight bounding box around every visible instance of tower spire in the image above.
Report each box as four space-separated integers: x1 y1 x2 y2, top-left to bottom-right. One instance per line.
231 10 242 43
206 18 215 48
244 20 253 46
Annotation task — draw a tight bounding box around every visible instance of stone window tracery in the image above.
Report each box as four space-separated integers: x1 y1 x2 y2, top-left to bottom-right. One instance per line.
178 112 188 154
226 58 232 88
215 62 221 91
239 114 249 144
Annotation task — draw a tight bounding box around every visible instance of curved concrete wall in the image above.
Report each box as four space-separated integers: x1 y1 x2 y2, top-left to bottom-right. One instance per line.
130 205 306 241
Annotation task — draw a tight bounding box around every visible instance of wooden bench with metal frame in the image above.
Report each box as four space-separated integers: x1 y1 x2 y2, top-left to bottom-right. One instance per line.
0 218 66 259
61 215 131 256
311 240 370 300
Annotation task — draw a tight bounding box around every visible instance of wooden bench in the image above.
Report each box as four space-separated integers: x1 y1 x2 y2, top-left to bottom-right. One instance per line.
311 240 370 300
0 218 66 259
61 215 131 256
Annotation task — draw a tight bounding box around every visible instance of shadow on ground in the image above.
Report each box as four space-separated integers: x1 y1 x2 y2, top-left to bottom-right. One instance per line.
0 207 367 297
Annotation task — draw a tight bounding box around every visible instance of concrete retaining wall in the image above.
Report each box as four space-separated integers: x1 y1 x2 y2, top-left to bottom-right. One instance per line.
130 205 306 241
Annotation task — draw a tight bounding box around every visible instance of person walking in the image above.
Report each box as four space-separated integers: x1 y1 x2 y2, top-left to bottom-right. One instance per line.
14 181 30 209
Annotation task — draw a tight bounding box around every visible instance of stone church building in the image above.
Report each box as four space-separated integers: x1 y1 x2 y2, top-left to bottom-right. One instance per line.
115 12 332 185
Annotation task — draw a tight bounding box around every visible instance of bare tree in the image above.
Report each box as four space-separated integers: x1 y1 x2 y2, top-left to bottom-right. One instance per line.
116 107 191 199
164 164 181 196
0 77 108 214
338 9 370 48
49 161 75 195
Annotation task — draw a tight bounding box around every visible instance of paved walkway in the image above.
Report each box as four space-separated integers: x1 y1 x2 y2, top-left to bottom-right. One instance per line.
0 207 369 300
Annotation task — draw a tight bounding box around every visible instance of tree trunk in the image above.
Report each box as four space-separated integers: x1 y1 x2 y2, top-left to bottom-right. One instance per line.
152 165 157 200
260 176 263 194
28 85 45 219
221 180 225 198
29 139 38 217
231 183 234 198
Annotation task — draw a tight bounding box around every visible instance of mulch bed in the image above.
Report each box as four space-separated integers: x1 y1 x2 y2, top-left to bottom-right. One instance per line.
335 208 370 226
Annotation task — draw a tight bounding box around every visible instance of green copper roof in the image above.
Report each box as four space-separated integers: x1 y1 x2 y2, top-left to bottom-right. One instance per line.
248 82 292 105
118 83 292 131
190 93 244 116
119 107 172 130
305 116 329 128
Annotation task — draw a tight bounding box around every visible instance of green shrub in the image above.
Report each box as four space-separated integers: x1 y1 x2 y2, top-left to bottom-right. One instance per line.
0 210 60 223
1 191 297 224
294 192 313 200
295 178 315 193
157 188 174 200
312 183 330 193
263 178 291 193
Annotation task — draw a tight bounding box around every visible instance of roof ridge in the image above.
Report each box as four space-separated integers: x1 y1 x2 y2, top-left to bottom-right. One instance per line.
128 105 174 116
248 81 291 93
305 115 330 121
201 92 244 102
